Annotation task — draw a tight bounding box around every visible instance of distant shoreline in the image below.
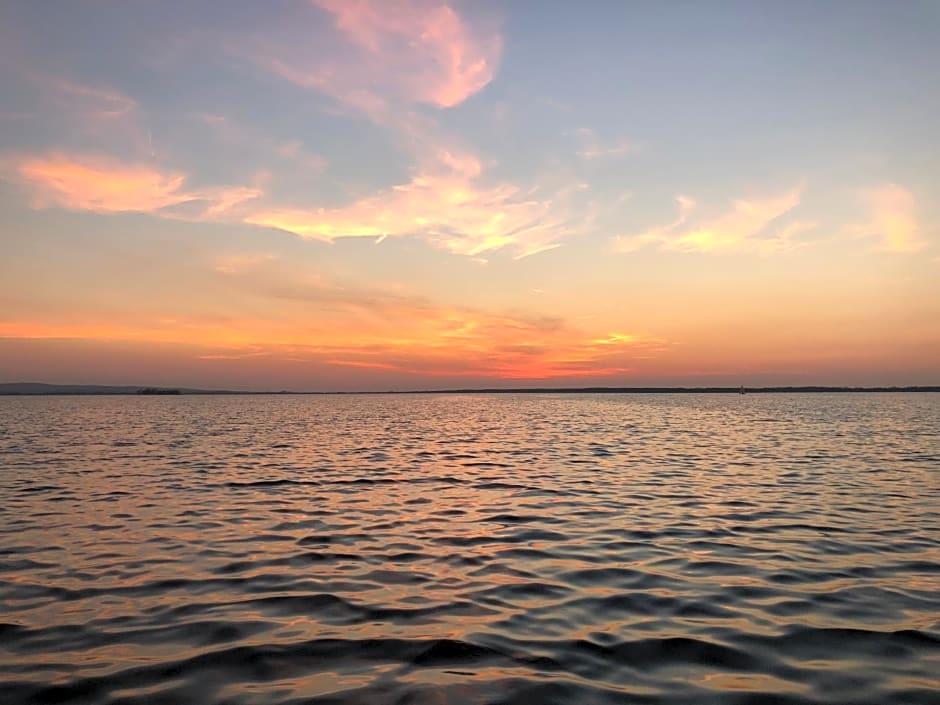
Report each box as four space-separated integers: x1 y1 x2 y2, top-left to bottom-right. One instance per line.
2 382 938 396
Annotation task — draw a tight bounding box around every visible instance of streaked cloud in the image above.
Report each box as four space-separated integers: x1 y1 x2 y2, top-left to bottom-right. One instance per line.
43 78 137 121
613 188 804 254
10 72 151 154
8 148 580 258
12 152 261 218
764 219 819 253
0 254 667 381
575 128 633 159
0 317 662 381
16 153 192 213
211 253 278 275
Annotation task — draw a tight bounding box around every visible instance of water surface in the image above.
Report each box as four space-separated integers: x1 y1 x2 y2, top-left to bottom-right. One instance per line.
1 393 938 704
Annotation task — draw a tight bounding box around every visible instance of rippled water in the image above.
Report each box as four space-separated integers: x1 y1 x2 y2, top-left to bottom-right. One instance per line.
1 393 938 705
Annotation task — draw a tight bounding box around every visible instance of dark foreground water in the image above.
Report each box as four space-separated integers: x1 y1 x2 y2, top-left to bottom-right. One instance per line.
1 393 938 705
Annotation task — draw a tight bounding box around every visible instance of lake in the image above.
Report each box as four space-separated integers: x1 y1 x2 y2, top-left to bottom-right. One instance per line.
1 393 938 704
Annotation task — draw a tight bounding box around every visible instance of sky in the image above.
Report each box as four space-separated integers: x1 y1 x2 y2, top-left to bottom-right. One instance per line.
1 0 938 391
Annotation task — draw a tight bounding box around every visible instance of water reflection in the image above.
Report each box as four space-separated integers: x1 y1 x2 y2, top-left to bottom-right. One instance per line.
1 393 938 704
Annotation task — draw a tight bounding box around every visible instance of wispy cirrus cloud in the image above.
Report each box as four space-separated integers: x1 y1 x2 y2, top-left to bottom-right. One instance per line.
313 0 501 109
237 0 501 115
244 145 582 258
613 187 805 254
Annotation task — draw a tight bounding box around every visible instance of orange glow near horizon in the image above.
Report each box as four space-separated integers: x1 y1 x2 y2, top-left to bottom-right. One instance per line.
0 310 668 381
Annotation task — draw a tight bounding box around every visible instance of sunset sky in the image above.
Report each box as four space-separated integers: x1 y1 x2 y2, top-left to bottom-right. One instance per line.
1 0 938 390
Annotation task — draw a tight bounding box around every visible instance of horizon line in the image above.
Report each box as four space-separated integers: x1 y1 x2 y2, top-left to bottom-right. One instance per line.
2 382 940 396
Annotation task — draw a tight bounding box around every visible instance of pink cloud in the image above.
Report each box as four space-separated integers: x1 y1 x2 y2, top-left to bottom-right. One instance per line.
861 184 926 253
17 153 192 213
12 152 261 218
239 0 501 114
312 0 501 108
